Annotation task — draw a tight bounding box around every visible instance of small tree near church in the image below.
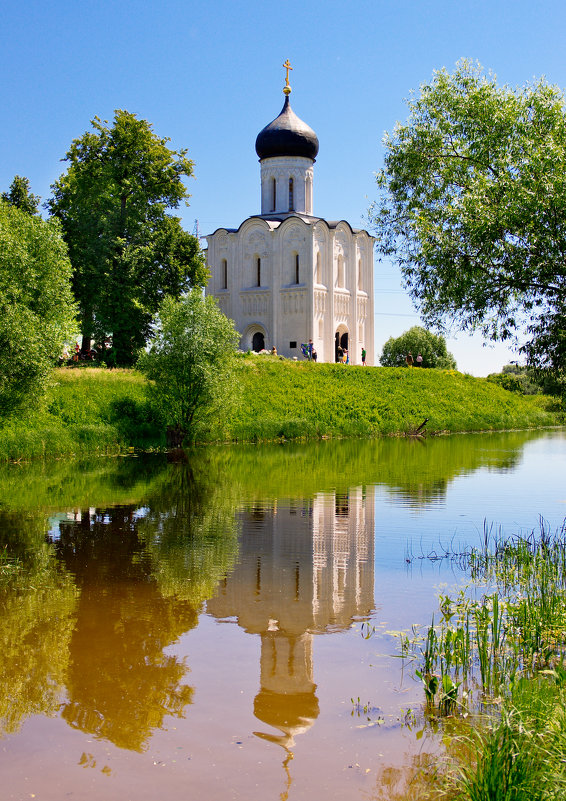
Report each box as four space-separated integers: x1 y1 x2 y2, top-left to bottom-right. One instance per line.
138 291 240 446
380 326 457 369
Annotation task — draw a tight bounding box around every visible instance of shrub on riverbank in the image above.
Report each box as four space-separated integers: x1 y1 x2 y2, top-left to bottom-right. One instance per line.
0 361 559 461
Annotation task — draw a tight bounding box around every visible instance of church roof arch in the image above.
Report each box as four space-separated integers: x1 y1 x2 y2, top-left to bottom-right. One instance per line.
206 225 237 239
277 214 311 234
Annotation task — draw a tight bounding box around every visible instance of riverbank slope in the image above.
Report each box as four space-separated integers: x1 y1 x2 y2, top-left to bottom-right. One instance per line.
227 357 558 440
0 361 558 460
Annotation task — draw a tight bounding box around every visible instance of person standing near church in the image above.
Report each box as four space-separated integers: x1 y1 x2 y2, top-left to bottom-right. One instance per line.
406 352 414 368
361 347 366 366
416 353 423 367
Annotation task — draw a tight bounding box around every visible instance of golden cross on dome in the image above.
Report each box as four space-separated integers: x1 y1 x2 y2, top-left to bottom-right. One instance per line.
283 59 293 93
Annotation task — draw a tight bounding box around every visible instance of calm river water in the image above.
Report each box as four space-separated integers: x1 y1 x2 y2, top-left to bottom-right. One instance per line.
1 430 565 801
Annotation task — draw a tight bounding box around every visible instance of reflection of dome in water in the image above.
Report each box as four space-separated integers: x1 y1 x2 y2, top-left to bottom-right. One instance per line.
254 688 319 747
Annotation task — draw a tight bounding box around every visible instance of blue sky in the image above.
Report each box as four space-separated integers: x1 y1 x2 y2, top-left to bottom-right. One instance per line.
3 0 565 374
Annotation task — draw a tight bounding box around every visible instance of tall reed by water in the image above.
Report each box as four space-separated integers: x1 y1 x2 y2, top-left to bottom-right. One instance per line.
401 519 566 799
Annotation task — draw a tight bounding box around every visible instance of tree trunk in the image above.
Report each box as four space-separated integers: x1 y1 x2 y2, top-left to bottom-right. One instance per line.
166 424 187 449
80 310 94 358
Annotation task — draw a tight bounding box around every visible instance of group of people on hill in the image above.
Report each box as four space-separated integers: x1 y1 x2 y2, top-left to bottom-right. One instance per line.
59 341 99 364
336 344 349 364
405 353 423 367
336 345 368 365
301 340 318 361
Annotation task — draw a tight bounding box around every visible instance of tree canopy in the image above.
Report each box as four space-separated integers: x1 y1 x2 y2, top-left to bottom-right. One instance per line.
369 60 566 379
48 110 208 366
0 201 77 416
138 291 240 446
2 176 40 216
379 326 457 369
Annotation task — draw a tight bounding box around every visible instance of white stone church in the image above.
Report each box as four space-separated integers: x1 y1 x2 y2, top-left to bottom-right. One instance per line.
205 65 375 365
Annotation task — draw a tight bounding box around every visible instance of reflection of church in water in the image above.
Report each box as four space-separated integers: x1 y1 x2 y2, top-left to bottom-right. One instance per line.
206 487 375 751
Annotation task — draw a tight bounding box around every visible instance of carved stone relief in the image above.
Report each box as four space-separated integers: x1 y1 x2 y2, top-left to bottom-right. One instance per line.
281 289 306 315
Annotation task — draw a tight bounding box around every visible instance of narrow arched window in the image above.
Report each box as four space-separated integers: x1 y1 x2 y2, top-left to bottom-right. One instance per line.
295 253 300 284
257 257 261 287
271 178 276 212
358 258 362 290
288 177 294 211
337 255 344 287
222 259 227 289
316 252 321 284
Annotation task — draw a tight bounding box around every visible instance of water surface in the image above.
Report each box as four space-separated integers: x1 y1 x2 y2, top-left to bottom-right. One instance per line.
1 430 565 800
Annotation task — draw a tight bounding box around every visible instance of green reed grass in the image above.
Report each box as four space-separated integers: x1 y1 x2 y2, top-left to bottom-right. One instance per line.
400 519 566 800
405 520 566 715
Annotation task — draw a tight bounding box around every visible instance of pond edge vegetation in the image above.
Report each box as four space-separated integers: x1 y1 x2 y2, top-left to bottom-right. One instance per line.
376 518 566 800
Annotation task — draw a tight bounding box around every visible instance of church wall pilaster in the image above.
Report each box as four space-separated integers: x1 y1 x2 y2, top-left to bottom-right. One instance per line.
327 229 336 362
306 231 314 348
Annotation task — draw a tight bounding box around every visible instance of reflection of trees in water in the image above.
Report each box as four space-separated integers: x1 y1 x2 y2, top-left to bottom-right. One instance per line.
47 458 240 751
0 453 168 513
0 452 241 750
0 510 77 735
137 459 241 602
54 506 197 751
210 430 540 507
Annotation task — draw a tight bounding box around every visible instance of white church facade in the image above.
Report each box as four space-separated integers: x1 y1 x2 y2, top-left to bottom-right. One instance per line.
205 64 375 365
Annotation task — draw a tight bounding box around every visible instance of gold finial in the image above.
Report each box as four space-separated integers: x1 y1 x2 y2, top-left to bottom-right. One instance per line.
283 59 293 95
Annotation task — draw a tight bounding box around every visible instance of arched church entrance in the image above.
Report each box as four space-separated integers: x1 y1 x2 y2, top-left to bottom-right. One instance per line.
242 324 269 353
252 331 265 352
335 329 349 362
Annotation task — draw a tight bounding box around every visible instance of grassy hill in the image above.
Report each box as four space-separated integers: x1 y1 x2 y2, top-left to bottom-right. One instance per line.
225 355 558 441
0 360 559 461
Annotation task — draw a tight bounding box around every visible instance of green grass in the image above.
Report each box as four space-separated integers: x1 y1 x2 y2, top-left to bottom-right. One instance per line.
0 359 559 461
0 367 163 461
224 356 558 441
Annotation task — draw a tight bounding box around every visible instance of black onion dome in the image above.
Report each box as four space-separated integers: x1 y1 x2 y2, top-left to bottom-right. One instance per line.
255 96 319 161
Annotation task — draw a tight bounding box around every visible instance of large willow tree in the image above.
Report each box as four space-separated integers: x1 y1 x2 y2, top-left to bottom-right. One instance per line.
370 60 566 381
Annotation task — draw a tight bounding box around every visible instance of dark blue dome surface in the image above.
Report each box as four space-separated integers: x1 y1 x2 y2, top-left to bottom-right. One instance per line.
255 96 319 161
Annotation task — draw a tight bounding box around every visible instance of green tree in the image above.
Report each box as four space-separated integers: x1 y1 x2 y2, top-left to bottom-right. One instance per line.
379 326 457 369
2 175 40 216
48 110 208 366
370 60 566 379
0 201 77 417
138 290 240 446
